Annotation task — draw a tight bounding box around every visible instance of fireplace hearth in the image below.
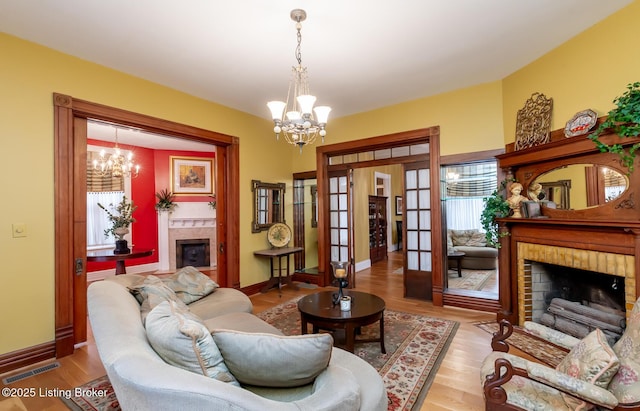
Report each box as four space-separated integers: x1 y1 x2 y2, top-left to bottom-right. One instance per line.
527 261 626 344
176 239 210 269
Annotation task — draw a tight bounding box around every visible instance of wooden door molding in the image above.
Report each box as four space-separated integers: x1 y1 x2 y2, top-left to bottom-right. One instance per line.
53 93 240 358
316 127 441 299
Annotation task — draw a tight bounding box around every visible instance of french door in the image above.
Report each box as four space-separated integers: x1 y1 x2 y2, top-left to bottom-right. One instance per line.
328 170 355 286
403 161 432 300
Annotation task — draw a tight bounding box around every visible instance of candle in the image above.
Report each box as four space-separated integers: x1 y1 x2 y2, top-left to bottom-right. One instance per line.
335 268 346 278
340 296 351 311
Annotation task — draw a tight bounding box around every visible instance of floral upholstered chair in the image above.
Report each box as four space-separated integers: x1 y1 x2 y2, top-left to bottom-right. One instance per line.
481 297 640 411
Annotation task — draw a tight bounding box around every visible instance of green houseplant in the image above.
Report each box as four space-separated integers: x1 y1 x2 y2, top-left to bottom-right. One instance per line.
155 188 177 212
588 82 640 172
480 181 512 248
98 196 137 254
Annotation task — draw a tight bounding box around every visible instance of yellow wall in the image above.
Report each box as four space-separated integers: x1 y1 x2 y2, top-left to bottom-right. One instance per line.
502 1 640 143
0 32 290 354
1 0 638 359
291 81 506 172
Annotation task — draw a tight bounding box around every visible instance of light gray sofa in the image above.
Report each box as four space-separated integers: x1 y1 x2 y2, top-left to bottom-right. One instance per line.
447 229 498 270
88 274 387 411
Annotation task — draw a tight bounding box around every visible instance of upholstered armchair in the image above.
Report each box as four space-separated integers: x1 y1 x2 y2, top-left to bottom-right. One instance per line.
481 298 640 411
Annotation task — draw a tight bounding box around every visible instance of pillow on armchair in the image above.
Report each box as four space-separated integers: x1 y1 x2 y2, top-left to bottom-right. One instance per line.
555 328 620 409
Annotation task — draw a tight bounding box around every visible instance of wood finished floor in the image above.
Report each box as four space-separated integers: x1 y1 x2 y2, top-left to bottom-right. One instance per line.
1 251 496 411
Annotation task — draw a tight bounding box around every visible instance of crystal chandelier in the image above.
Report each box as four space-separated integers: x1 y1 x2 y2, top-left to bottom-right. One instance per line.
92 128 140 178
267 9 331 153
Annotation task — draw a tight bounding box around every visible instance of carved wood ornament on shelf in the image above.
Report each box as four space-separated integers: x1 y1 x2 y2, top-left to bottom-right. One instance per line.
514 92 553 151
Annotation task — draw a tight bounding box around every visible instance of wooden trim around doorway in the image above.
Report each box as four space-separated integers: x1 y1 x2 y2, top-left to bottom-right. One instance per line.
51 93 240 367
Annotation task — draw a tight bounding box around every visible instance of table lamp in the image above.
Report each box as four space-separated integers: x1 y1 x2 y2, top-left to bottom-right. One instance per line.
330 261 349 306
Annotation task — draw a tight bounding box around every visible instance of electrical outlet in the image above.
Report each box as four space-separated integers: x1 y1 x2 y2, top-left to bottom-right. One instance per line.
12 223 27 238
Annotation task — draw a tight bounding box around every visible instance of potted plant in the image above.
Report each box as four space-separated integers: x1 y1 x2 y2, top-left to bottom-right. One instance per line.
98 196 137 254
155 188 177 212
588 82 640 172
480 181 512 248
208 195 216 210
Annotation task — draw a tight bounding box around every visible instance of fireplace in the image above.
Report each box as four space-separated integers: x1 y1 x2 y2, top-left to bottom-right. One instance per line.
494 124 640 328
176 239 210 268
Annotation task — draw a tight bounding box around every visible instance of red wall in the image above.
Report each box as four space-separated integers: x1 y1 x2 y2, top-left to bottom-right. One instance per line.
86 140 214 272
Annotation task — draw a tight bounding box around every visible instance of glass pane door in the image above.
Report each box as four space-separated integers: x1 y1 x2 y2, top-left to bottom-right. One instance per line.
404 161 432 299
328 170 354 286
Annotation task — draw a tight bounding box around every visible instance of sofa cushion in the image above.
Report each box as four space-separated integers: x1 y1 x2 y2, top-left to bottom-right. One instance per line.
162 266 219 304
449 229 487 247
145 300 239 386
211 330 333 387
610 297 640 403
128 275 188 324
556 328 619 388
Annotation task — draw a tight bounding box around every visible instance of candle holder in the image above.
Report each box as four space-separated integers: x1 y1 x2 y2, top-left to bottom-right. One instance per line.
330 261 349 306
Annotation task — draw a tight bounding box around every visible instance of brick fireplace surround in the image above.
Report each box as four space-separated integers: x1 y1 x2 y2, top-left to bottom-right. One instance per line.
495 124 640 327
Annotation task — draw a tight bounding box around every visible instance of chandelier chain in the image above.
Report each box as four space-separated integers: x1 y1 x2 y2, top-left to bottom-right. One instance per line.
295 24 302 66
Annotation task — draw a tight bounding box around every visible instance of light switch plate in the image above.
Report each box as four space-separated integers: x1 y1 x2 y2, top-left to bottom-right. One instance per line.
12 223 27 238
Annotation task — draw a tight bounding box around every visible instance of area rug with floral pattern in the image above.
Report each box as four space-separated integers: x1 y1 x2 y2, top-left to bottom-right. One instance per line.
257 296 459 411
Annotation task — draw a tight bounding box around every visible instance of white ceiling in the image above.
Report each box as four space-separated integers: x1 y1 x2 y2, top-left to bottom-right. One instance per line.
1 0 633 148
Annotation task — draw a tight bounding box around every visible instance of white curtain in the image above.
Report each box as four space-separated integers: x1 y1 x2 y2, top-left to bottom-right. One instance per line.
87 191 124 247
444 197 484 231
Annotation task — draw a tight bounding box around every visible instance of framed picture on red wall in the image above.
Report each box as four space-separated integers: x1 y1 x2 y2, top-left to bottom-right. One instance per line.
170 156 214 195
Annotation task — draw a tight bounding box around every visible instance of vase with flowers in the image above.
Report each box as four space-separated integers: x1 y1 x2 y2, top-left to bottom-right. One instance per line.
98 196 137 254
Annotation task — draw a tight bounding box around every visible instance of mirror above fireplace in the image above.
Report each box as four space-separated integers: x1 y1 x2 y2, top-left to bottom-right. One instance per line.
530 163 628 210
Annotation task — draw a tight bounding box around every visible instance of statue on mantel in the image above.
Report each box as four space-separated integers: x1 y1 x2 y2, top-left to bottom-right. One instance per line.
507 182 527 218
527 182 546 202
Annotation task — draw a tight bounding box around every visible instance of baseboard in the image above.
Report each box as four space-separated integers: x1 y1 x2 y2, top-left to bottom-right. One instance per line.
241 281 266 296
0 341 56 375
355 259 371 273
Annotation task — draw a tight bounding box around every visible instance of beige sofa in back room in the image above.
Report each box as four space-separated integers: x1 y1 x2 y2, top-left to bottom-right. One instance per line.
447 229 498 270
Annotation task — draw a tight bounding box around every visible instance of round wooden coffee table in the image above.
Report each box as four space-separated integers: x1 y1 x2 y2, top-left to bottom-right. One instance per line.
297 291 386 353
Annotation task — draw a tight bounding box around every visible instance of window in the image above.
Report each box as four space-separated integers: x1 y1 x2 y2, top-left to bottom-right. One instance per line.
87 146 132 249
442 161 497 231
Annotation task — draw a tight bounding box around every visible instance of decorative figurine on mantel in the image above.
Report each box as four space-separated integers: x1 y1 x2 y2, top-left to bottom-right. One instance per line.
527 182 545 202
507 182 527 218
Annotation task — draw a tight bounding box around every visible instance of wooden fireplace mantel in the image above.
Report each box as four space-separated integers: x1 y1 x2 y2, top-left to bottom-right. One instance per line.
495 125 640 324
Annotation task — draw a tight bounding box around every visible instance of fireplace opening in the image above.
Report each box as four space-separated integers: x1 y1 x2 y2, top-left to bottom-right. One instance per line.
529 262 626 345
176 239 210 269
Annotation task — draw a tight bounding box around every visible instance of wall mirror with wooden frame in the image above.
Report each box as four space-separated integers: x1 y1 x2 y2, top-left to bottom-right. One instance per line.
530 163 628 210
497 128 640 222
251 180 286 233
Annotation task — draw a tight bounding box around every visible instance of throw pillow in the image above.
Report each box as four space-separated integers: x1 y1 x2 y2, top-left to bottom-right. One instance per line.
128 275 187 324
449 229 477 247
466 231 487 247
211 330 333 387
610 297 640 403
145 300 239 386
556 328 620 389
161 266 219 304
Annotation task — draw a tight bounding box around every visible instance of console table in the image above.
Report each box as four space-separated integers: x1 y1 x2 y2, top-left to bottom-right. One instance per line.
254 247 303 294
87 247 155 275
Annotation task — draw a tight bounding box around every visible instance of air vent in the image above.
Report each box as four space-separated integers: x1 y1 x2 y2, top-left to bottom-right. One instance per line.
2 362 60 384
